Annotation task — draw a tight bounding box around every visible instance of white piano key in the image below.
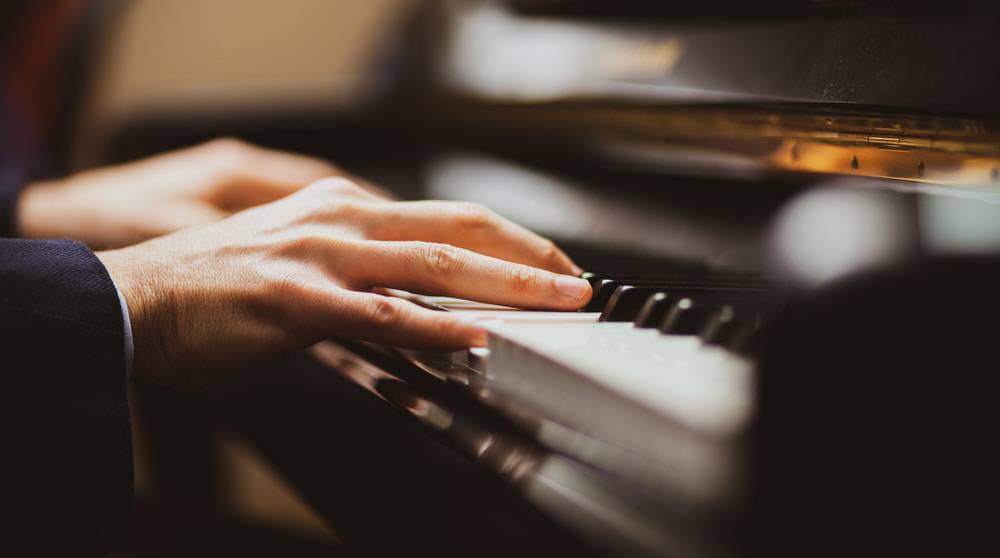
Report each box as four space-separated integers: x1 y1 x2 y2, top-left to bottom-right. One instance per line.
483 321 753 439
386 290 753 438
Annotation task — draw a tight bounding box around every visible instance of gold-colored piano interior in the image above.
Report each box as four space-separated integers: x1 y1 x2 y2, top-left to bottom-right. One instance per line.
431 100 1000 189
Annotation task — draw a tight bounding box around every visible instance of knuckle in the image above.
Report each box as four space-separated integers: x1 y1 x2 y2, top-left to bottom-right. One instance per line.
308 197 364 222
335 181 367 197
275 234 319 258
305 177 342 195
200 138 257 186
275 232 348 259
330 199 364 219
204 137 254 163
422 242 461 277
508 266 538 294
453 202 495 230
368 296 401 328
540 239 562 264
307 177 364 197
206 136 248 149
264 271 309 302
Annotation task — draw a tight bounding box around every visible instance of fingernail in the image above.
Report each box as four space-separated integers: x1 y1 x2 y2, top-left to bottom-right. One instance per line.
571 264 584 276
555 275 590 301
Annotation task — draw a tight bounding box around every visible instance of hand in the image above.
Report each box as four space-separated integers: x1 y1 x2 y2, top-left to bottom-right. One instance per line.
17 138 388 248
96 178 589 390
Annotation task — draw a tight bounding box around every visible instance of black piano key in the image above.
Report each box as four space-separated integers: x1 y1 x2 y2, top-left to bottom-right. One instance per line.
584 279 674 312
581 269 766 289
584 279 622 312
619 284 763 323
599 286 669 322
728 319 769 356
700 293 778 341
700 305 746 346
659 297 716 335
634 292 675 328
698 297 775 355
581 270 770 313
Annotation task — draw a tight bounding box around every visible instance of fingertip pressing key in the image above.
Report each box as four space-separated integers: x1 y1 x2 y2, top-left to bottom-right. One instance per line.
555 275 592 303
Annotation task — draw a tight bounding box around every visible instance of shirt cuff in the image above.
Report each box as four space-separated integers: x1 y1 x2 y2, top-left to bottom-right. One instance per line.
112 282 134 377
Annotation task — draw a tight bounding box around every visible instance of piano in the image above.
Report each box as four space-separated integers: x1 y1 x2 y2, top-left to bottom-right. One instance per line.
125 1 1000 556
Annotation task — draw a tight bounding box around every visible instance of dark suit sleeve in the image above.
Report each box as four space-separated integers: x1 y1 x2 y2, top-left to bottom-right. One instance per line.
0 166 23 237
1 238 133 554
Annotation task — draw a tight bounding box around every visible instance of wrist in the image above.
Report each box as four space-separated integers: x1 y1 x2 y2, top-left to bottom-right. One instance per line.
96 247 171 383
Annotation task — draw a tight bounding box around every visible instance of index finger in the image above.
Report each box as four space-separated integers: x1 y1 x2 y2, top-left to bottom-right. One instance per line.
345 240 592 311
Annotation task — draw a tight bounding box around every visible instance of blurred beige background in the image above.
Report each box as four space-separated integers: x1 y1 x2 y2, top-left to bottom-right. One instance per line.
78 0 414 164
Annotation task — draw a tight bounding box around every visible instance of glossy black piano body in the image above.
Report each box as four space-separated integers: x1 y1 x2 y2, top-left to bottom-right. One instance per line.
119 2 1000 556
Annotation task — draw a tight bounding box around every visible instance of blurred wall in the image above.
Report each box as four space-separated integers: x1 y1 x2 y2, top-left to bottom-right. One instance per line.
76 0 414 165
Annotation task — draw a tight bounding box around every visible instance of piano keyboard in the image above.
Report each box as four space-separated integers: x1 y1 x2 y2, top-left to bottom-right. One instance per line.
393 271 777 488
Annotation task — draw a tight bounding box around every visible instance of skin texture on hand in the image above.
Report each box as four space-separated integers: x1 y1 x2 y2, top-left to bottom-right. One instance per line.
16 138 389 248
96 177 590 390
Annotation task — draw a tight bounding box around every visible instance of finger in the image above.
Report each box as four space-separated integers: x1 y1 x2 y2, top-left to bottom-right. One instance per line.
222 142 340 186
195 139 389 209
215 168 385 211
321 291 486 349
344 241 592 310
366 201 582 275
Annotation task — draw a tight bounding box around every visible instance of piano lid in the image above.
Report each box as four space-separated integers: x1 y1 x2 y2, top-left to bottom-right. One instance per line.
438 3 1000 115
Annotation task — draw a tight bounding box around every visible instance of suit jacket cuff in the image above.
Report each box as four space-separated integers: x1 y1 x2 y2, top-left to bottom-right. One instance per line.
0 238 130 406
